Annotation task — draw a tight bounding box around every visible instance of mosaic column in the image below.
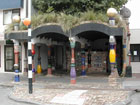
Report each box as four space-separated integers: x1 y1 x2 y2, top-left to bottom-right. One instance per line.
81 44 86 76
127 22 131 66
37 46 42 74
107 8 118 76
32 43 35 82
13 40 19 76
47 45 52 75
69 37 76 84
120 7 131 76
87 47 91 69
24 42 28 75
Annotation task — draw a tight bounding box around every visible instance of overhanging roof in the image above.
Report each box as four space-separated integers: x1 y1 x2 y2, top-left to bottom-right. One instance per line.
0 0 23 10
5 23 123 41
71 23 123 37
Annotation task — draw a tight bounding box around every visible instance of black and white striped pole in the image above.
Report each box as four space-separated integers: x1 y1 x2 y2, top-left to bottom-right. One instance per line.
23 0 33 94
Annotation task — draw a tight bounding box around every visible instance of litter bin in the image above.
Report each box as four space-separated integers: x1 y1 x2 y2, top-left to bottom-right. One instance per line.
125 66 132 77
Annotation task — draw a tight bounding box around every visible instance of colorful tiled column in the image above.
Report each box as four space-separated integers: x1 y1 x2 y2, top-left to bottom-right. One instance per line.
120 7 131 76
107 8 118 76
13 40 19 81
69 37 76 84
47 45 52 75
87 47 91 69
109 37 116 65
37 46 42 74
81 44 86 76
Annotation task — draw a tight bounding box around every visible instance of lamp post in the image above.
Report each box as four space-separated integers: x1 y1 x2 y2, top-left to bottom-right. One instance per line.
107 8 117 75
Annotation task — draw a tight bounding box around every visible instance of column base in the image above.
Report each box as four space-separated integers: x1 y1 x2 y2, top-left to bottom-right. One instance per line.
37 65 42 74
47 68 52 75
109 68 119 78
71 79 76 84
81 70 86 76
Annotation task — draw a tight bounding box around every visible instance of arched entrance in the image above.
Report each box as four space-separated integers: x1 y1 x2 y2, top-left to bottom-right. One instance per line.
31 24 69 75
70 22 123 76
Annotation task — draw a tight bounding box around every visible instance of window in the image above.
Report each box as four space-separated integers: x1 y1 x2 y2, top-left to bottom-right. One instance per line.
3 9 20 25
130 44 140 62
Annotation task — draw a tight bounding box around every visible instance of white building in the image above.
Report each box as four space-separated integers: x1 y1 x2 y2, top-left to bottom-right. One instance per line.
0 0 27 73
126 0 140 76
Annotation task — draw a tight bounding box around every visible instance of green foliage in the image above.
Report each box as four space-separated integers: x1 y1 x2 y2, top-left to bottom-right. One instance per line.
30 11 109 32
33 0 128 14
5 11 111 33
31 13 58 28
5 23 14 33
80 10 108 23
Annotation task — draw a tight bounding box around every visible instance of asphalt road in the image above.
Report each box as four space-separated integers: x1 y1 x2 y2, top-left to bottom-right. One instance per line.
0 86 32 105
128 92 140 105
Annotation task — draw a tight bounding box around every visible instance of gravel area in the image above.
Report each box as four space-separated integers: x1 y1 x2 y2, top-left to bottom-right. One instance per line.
10 83 131 105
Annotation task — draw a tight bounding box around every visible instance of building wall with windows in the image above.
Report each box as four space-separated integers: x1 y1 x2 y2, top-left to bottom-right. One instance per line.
130 29 140 74
0 0 26 73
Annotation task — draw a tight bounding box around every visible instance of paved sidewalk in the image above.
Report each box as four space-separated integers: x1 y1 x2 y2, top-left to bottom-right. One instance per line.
6 74 134 105
0 73 139 105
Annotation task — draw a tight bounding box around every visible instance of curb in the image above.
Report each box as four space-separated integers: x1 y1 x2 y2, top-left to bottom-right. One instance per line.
0 83 14 88
8 92 41 105
8 93 55 105
8 86 54 105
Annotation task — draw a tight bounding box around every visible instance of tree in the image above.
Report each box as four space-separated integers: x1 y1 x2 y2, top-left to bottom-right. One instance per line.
33 0 128 14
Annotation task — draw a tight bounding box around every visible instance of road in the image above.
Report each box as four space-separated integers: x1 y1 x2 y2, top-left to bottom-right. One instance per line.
128 92 140 105
0 86 32 105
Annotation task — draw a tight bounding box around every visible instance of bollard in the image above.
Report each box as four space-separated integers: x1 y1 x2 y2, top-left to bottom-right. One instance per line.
15 70 20 82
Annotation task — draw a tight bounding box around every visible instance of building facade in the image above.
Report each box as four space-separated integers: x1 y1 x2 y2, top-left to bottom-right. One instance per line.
130 29 140 76
0 0 132 79
0 0 24 72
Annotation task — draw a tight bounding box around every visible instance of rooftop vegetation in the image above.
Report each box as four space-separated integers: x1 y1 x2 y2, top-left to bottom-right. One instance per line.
5 10 127 33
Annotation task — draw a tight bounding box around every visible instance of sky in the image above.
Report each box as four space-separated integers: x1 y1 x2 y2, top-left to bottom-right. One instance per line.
125 0 140 29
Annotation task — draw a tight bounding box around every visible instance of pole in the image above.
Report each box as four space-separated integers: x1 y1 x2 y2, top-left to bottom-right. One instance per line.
28 0 32 94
